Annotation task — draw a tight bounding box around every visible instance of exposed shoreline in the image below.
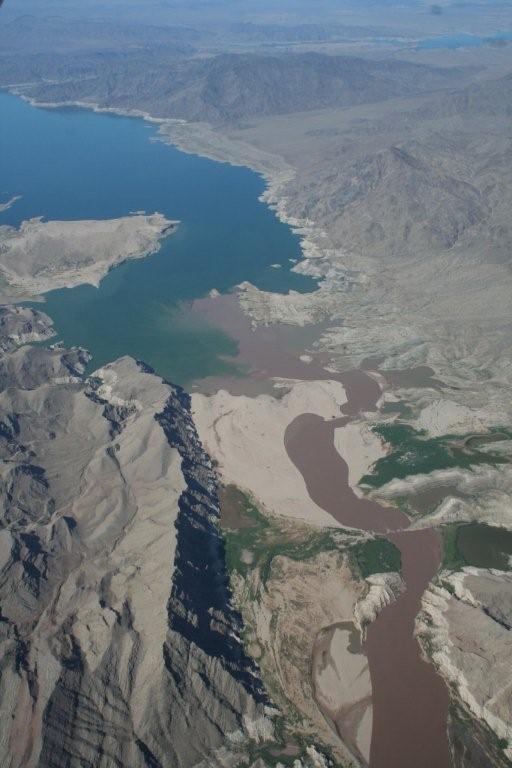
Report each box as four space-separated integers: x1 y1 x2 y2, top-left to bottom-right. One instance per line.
2 90 460 766
5 88 326 308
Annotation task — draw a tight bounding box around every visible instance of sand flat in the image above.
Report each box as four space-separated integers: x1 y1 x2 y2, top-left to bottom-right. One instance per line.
192 378 347 527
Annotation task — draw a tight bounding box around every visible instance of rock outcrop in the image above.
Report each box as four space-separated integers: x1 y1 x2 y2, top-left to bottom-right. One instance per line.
418 568 512 765
0 306 55 354
0 320 270 768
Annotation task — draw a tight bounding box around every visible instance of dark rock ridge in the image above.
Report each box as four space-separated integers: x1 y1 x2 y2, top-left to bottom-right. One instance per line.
157 385 268 703
0 316 271 768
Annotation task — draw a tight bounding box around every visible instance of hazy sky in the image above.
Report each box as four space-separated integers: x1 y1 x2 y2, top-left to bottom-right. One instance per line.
1 0 511 36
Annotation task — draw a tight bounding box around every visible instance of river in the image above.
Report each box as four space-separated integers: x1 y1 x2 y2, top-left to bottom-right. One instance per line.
191 291 452 767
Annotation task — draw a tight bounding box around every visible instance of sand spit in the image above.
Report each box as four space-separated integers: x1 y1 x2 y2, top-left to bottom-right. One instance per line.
284 412 405 533
0 195 21 213
191 378 347 528
0 212 176 298
334 421 387 492
237 280 339 328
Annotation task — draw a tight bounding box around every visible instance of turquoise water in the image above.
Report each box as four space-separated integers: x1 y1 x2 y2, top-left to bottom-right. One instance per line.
0 92 314 384
418 32 512 50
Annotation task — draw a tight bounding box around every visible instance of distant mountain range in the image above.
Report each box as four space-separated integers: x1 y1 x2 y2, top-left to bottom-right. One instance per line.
0 45 470 123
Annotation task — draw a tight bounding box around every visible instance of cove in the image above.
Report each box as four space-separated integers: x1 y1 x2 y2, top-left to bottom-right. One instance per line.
0 91 315 385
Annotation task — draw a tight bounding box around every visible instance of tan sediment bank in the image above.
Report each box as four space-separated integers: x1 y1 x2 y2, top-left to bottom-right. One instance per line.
189 291 332 392
191 289 451 768
192 378 348 529
311 621 373 764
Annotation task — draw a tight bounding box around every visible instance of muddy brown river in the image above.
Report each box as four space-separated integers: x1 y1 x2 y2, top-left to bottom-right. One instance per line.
284 393 451 768
192 292 451 767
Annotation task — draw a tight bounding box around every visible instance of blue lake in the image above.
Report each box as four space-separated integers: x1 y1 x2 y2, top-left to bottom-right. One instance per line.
0 92 314 384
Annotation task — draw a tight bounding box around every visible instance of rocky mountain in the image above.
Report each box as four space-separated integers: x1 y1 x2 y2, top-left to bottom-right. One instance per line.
0 307 55 354
414 72 512 120
0 15 198 55
293 143 488 260
275 68 512 271
0 317 270 768
0 48 468 123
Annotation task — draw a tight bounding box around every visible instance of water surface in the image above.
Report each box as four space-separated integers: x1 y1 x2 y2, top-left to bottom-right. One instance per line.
0 92 314 384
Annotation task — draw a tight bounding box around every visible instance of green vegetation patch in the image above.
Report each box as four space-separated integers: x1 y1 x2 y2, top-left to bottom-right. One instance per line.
442 524 466 572
349 537 402 578
220 486 401 584
442 522 512 572
241 716 335 768
380 401 413 418
241 739 334 768
219 484 348 584
361 423 511 489
219 487 357 763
